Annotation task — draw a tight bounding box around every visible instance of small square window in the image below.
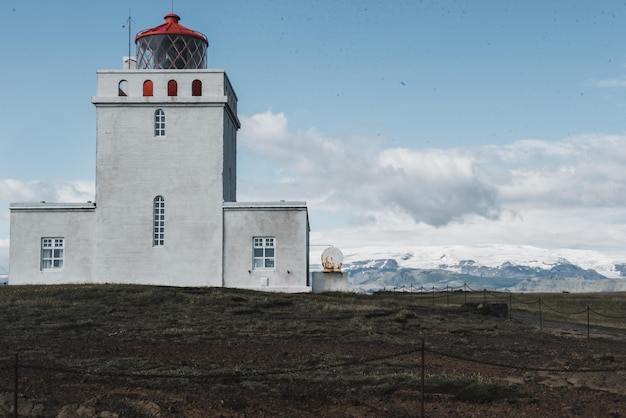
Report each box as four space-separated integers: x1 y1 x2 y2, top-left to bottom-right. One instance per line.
253 236 275 270
41 237 64 270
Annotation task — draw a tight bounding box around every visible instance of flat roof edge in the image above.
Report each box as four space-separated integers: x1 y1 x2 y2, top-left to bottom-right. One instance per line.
96 69 226 74
223 201 307 210
10 202 96 211
92 98 228 105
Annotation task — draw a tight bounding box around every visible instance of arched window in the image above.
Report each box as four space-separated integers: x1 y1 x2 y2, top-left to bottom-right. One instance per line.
153 196 165 246
167 80 178 96
118 80 128 96
154 109 165 137
192 79 202 96
143 80 154 97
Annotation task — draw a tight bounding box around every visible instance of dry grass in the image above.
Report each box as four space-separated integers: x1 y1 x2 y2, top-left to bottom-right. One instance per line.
1 285 626 417
404 289 626 329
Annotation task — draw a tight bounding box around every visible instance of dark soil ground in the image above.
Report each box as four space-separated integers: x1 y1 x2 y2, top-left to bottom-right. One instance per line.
1 285 625 417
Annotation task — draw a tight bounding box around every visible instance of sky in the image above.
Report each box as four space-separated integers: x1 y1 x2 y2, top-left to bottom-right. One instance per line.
3 0 626 272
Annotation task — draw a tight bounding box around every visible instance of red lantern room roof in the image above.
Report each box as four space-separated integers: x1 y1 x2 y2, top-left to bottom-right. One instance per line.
135 13 208 45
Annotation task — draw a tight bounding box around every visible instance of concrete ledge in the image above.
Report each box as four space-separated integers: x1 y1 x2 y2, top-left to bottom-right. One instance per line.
312 272 349 293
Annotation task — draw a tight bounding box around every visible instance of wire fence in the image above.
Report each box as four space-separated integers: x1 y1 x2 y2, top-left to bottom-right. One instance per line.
381 283 626 337
2 289 626 416
2 338 626 418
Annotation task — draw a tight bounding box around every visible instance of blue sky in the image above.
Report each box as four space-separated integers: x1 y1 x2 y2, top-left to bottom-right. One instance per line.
3 0 626 271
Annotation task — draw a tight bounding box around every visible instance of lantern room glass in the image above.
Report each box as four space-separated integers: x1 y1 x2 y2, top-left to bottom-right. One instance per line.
136 34 207 69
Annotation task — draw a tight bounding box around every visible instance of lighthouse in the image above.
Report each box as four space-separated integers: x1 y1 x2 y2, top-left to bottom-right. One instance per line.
9 12 310 291
91 12 240 286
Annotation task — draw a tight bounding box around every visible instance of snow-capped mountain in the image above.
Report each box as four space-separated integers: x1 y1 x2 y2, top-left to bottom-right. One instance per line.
312 245 626 293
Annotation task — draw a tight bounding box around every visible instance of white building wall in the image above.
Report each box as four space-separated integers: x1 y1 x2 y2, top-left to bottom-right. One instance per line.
7 66 312 291
92 70 239 287
9 204 95 285
223 203 310 292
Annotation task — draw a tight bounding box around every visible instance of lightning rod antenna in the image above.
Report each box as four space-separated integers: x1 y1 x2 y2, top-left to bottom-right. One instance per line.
122 10 134 69
127 10 131 68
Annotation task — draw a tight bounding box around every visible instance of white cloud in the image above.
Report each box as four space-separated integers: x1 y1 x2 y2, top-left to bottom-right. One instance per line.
239 109 626 252
593 78 626 87
0 179 94 204
311 206 626 256
490 135 626 208
240 110 288 143
239 111 500 226
374 148 499 225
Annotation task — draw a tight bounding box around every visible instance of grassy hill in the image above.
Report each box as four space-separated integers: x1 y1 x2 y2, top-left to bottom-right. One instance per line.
1 285 625 417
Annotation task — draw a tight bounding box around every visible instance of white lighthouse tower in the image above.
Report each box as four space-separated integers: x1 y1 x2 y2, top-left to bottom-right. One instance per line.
92 14 239 286
10 12 310 291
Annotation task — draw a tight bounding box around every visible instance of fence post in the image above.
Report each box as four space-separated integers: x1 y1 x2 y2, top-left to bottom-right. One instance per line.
420 336 425 418
446 286 449 307
509 293 512 320
431 287 435 306
14 353 18 418
483 288 486 303
587 306 590 341
463 283 467 304
538 298 543 331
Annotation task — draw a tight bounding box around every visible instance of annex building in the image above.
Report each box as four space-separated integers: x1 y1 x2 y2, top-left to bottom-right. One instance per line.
9 13 310 291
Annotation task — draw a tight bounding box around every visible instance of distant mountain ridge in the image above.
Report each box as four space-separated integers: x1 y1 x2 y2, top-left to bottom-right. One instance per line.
326 245 626 293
